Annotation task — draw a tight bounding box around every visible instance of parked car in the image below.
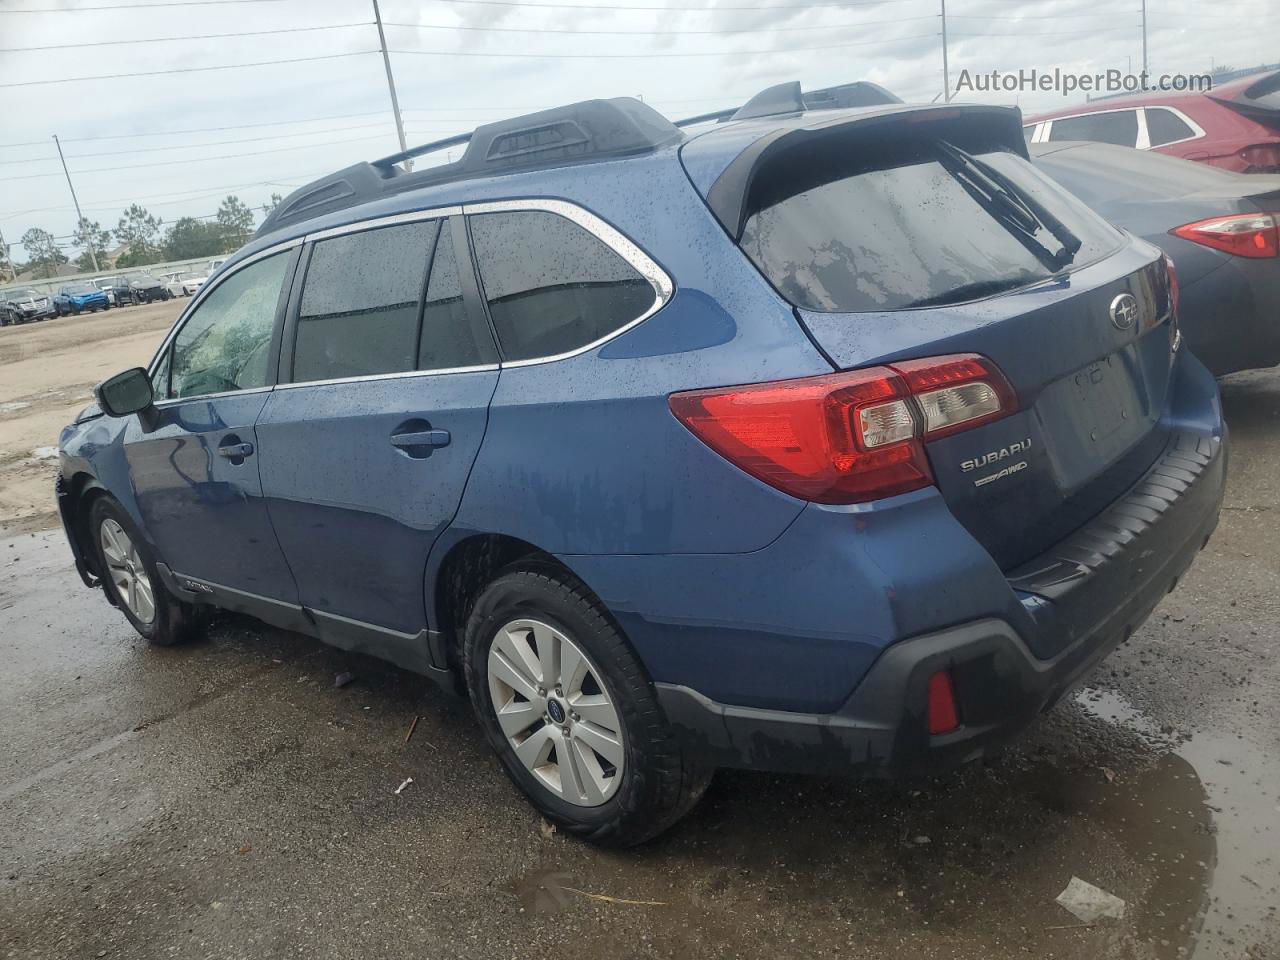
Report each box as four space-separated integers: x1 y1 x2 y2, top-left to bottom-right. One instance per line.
159 269 207 297
1033 140 1280 376
0 286 57 324
54 282 110 315
57 86 1225 845
126 274 172 303
92 276 135 307
1024 69 1280 173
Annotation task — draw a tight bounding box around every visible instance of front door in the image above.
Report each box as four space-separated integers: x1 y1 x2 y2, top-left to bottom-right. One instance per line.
127 248 301 610
255 215 499 669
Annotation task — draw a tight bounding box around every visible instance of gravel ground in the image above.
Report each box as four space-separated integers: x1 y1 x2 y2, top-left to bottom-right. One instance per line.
0 360 1276 960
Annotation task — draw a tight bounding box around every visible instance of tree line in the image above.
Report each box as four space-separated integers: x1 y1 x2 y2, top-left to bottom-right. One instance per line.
16 193 282 280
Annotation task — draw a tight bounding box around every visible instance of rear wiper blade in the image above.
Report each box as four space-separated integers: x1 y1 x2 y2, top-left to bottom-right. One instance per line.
903 276 1037 309
937 141 1083 271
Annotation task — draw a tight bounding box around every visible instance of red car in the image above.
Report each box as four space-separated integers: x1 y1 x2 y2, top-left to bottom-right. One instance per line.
1024 69 1280 173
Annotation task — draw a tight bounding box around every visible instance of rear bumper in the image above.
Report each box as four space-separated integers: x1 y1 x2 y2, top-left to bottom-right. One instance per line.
657 426 1225 777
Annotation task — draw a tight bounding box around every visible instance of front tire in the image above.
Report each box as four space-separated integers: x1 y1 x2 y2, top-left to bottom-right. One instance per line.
463 569 711 846
89 496 201 646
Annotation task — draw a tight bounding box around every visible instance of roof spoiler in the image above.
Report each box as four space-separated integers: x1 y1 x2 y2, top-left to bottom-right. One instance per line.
674 80 902 128
1209 69 1280 127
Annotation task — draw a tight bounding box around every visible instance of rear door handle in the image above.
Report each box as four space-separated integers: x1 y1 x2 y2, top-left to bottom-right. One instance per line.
217 442 255 459
390 429 450 449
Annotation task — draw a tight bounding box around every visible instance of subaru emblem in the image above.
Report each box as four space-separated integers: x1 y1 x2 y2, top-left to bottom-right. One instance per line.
1109 293 1140 331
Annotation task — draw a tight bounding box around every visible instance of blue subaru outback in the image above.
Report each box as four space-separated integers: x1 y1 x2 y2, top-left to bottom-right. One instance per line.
57 82 1226 845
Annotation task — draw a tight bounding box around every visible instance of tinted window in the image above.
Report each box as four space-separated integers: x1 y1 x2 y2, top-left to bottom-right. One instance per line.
293 220 436 383
419 227 493 371
1022 124 1037 144
470 210 654 361
171 252 289 400
1048 110 1139 146
740 142 1123 313
1146 107 1196 146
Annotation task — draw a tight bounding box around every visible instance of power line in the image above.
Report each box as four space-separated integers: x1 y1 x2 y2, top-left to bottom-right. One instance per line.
382 13 935 35
0 133 396 183
0 22 372 53
0 122 396 166
389 31 937 58
0 111 394 148
1 0 293 11
950 26 1143 38
0 51 379 89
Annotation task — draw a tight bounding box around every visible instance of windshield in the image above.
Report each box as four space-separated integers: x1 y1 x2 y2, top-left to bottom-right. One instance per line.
65 283 96 294
739 139 1123 313
130 275 158 284
5 288 40 298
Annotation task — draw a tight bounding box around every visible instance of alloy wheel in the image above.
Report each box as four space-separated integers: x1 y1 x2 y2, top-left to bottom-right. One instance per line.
487 618 625 807
99 518 156 624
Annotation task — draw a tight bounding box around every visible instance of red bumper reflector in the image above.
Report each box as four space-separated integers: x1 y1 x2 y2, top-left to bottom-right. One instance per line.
927 670 960 735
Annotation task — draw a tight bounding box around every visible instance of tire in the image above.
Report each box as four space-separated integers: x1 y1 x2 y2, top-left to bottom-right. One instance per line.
463 568 712 846
88 495 201 646
72 305 81 315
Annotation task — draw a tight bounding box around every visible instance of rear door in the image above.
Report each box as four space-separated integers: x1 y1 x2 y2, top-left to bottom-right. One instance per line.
255 213 499 668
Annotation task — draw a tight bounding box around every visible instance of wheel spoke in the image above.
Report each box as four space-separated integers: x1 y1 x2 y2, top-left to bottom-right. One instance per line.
567 693 617 731
572 721 624 769
494 699 541 739
531 621 559 690
568 736 607 805
488 649 539 702
512 724 556 774
559 642 588 698
134 576 155 622
497 625 544 687
553 728 586 802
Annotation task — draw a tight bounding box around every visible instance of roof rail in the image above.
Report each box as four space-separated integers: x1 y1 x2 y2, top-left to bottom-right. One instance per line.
257 97 682 237
674 80 902 127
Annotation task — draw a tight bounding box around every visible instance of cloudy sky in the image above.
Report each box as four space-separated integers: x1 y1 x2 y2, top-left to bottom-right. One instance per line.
0 0 1274 262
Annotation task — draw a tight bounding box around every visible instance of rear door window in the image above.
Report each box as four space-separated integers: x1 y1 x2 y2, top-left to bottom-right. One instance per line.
739 140 1123 313
1048 110 1140 146
469 210 655 361
293 221 437 383
1145 107 1197 146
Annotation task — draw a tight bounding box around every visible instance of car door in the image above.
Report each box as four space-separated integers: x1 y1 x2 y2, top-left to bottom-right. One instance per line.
255 214 499 669
125 245 303 619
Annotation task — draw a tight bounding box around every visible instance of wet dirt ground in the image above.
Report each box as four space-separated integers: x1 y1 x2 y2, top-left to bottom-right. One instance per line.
0 301 182 533
1 369 1277 960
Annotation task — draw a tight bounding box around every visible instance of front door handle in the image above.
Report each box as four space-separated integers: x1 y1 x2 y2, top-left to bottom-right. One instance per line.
390 429 450 449
217 442 255 459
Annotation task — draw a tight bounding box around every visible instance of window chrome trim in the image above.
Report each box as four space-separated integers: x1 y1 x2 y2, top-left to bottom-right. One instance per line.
302 205 462 243
145 236 302 380
152 385 273 409
274 363 500 391
462 197 675 368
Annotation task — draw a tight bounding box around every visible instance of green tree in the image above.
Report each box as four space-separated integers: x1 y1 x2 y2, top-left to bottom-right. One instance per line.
114 204 163 266
260 193 283 217
20 227 67 279
215 195 255 251
73 217 111 272
162 217 225 260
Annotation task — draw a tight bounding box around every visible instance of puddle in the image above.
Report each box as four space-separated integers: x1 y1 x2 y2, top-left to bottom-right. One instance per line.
1077 687 1280 959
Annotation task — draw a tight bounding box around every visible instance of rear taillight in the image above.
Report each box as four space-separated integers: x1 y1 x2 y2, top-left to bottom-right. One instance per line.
1238 143 1280 173
1171 213 1279 258
669 354 1015 504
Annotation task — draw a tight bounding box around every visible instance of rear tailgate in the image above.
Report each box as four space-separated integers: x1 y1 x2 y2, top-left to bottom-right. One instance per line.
800 247 1177 569
683 102 1179 570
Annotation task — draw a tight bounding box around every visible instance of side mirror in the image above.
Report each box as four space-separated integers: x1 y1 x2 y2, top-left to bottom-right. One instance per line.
95 367 154 418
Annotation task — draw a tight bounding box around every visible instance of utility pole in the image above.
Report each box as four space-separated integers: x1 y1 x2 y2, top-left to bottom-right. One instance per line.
940 0 951 103
53 134 98 273
1140 0 1148 77
372 0 412 171
0 227 16 282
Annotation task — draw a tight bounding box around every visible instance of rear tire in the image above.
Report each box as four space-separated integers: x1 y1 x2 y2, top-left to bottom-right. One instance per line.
463 568 712 846
88 496 201 646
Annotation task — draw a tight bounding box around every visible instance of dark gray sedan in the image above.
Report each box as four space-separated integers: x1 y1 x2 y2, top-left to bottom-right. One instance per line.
1033 141 1280 376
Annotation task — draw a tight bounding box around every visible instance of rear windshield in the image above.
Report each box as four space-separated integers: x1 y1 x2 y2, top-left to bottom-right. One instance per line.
739 137 1123 313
